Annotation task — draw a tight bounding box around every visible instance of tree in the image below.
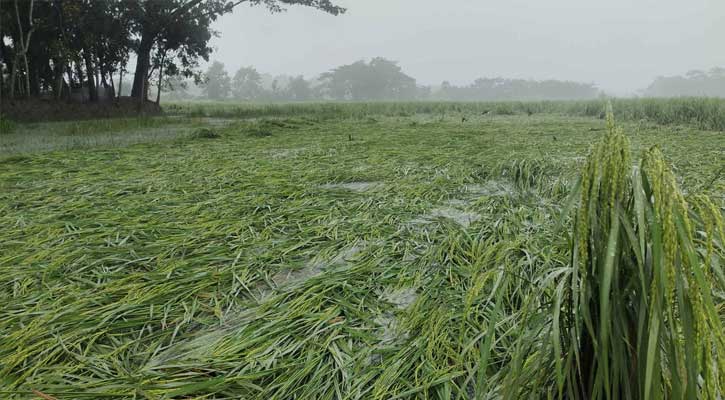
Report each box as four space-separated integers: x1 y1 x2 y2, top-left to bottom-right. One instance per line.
129 0 345 101
320 57 417 101
0 0 345 103
231 66 263 100
433 77 600 101
202 61 230 100
159 75 192 101
0 0 136 101
286 75 312 101
8 0 35 99
369 57 417 99
643 68 725 97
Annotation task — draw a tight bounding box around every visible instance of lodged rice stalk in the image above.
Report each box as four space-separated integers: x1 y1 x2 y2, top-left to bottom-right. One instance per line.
553 106 725 399
1 102 723 399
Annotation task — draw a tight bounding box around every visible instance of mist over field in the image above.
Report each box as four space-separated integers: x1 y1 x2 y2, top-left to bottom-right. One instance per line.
208 0 725 96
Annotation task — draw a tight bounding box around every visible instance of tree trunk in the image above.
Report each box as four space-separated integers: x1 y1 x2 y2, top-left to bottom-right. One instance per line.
66 63 74 90
12 0 35 99
84 52 98 102
75 60 85 99
131 31 155 100
108 71 116 99
9 56 18 99
95 56 102 95
9 2 22 99
54 59 65 100
130 0 210 100
139 72 146 108
155 51 166 104
22 54 30 96
99 61 113 99
118 67 123 99
0 28 6 97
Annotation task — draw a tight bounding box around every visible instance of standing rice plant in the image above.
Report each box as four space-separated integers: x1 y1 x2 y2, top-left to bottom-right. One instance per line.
552 107 725 399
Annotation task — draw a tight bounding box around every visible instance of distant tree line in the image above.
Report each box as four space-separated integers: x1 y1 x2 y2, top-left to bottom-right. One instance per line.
188 62 725 103
642 68 725 97
0 0 344 103
434 78 601 101
178 58 603 102
183 58 424 102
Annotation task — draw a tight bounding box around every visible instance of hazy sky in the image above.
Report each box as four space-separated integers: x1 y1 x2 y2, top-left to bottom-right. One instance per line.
209 0 725 95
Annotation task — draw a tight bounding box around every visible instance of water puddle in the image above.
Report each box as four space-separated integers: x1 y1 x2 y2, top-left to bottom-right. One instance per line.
267 148 307 159
381 287 418 309
411 206 481 228
464 180 516 197
269 243 366 288
319 182 381 192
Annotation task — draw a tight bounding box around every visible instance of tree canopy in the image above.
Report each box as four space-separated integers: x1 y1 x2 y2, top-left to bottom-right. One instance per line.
168 58 610 102
0 0 345 102
642 68 725 97
231 66 264 100
202 61 231 100
435 78 601 101
320 58 418 101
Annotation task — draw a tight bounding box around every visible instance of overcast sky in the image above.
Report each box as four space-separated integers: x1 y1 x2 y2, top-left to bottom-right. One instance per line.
208 0 725 95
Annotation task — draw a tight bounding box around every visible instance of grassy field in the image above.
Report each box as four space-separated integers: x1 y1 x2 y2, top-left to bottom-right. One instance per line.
0 117 219 154
164 97 725 131
1 103 724 398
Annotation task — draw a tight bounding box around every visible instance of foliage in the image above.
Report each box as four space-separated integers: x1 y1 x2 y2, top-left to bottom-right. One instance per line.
160 75 193 101
643 68 725 97
163 60 725 104
320 57 418 100
436 78 601 101
0 0 345 101
163 97 725 131
286 74 313 101
202 61 232 100
232 66 264 101
0 115 207 153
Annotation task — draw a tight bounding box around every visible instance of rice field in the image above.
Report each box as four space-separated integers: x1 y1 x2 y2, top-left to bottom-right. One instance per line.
1 102 724 398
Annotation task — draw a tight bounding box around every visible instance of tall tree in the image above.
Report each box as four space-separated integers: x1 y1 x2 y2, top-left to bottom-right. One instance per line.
0 0 344 102
434 77 600 101
286 75 312 101
320 57 417 101
202 60 230 100
8 0 35 99
1 0 136 101
129 0 344 101
231 66 263 100
159 75 192 101
643 68 725 97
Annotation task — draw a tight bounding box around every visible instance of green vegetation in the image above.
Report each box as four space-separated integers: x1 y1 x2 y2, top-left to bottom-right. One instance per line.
179 57 600 103
0 117 211 154
165 98 725 131
1 0 344 102
553 111 725 398
1 102 723 398
644 68 725 97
